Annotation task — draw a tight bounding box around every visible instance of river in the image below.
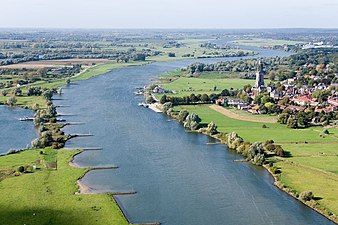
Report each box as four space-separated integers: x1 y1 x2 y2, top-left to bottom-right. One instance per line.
0 106 36 155
1 44 335 224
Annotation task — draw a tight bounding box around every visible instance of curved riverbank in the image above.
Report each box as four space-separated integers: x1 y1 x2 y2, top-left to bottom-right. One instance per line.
171 103 338 224
160 103 338 224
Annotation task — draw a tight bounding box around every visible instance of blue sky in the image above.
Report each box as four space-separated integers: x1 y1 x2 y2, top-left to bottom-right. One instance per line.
1 0 337 28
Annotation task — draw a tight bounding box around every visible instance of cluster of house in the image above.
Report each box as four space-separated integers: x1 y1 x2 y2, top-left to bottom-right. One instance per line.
302 41 338 50
215 61 338 115
148 85 173 94
0 80 28 88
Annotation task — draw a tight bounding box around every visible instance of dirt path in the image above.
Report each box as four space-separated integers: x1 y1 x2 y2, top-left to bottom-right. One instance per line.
209 105 277 123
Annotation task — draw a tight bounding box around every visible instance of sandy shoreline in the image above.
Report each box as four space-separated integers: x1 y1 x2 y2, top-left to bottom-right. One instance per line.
68 157 94 194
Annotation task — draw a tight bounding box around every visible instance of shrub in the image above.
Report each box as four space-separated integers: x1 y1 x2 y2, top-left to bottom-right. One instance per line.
274 145 285 157
18 166 25 173
299 191 314 201
322 129 329 135
178 110 189 122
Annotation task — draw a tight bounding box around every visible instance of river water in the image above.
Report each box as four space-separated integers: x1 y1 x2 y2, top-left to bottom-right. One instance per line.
0 44 335 224
0 106 36 155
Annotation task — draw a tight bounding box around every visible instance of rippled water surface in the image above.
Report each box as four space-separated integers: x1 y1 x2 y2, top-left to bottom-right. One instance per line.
0 106 36 154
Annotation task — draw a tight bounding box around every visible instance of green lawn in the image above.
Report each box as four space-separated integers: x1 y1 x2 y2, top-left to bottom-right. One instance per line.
0 149 129 225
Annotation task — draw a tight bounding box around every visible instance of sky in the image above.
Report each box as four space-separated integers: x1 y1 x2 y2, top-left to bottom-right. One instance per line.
1 0 338 29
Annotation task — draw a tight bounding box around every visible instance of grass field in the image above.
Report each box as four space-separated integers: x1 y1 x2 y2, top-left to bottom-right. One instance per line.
148 39 255 62
176 104 338 217
233 38 305 47
210 105 277 123
161 77 265 97
177 105 330 143
0 149 129 225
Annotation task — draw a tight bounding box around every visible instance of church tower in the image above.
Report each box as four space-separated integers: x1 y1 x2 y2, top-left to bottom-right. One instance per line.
255 60 265 87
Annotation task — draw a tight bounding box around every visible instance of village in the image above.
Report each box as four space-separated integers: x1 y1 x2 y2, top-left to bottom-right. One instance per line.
145 57 338 127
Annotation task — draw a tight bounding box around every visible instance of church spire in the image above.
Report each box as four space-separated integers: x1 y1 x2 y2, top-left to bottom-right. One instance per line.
255 60 265 87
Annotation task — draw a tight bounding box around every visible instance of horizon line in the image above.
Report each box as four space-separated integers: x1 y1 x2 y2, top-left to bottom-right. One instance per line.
0 27 338 30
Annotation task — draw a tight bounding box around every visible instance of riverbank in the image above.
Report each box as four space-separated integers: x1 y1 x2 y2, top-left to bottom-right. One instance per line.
170 104 338 224
0 148 129 225
0 61 153 224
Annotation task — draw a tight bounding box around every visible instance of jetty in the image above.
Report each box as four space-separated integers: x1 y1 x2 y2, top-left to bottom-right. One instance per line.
71 133 93 137
55 105 71 108
57 114 77 116
89 166 119 170
64 122 85 125
65 147 103 151
111 191 137 195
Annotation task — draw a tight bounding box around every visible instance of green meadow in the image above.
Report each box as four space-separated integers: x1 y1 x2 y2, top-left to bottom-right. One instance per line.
177 105 331 143
161 77 268 97
176 104 338 218
0 149 129 225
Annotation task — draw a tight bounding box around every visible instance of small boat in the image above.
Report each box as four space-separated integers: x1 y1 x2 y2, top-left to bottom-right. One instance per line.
19 117 34 121
134 91 144 95
138 102 149 108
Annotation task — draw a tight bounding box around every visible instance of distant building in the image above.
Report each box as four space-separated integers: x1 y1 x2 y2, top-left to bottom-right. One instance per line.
251 60 266 97
255 60 265 87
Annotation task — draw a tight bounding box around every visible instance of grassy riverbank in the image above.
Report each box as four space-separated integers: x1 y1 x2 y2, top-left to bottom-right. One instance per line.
0 61 147 109
176 104 338 222
0 148 129 225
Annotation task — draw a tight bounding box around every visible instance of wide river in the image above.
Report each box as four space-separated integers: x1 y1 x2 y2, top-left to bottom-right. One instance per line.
0 106 36 154
1 43 335 225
